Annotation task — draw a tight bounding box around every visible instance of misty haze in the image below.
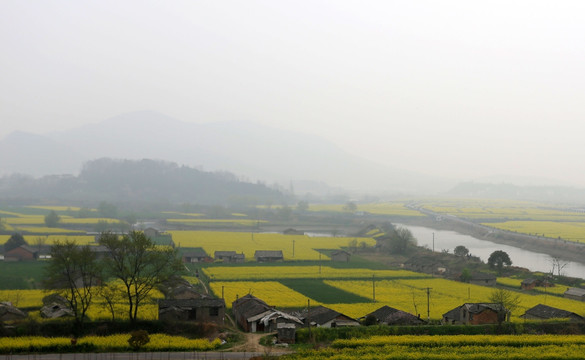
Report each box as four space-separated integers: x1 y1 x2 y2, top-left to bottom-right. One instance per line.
2 1 585 357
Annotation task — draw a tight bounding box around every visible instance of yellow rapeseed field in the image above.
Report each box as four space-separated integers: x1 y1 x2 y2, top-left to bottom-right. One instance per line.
203 266 425 281
483 220 585 243
210 281 319 308
171 231 375 260
325 278 585 320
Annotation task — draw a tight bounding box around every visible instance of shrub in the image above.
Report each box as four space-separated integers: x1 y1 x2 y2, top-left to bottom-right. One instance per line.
128 330 150 350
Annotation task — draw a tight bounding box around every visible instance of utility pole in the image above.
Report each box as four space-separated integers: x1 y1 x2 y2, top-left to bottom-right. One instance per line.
293 239 295 258
426 287 432 322
372 274 376 302
307 299 312 341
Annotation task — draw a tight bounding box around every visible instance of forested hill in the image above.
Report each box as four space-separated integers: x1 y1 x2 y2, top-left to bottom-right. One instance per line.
0 158 289 206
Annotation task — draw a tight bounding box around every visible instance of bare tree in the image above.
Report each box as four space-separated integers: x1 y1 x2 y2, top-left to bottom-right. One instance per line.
99 231 184 323
550 256 569 277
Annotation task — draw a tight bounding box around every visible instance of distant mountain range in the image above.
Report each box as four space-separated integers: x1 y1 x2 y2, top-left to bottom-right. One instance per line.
0 111 453 195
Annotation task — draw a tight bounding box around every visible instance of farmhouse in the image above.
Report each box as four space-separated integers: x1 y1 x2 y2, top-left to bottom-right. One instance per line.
0 302 27 321
40 303 74 319
361 305 425 326
182 249 212 263
214 251 245 263
564 287 585 301
521 278 538 290
254 250 283 262
4 245 46 261
469 272 497 287
442 303 506 325
158 298 225 325
520 304 584 322
232 294 273 332
331 250 351 262
303 305 360 328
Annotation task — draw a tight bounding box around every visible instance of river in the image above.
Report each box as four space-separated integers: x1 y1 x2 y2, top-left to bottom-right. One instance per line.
397 224 585 279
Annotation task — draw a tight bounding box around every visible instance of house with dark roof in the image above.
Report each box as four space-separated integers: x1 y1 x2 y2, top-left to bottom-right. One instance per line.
0 302 27 321
302 305 359 328
254 250 284 262
521 278 538 290
520 304 584 322
4 245 37 261
158 298 225 325
182 249 212 263
40 303 74 319
231 294 303 333
214 251 245 263
361 305 425 326
331 250 351 262
442 303 507 325
469 273 497 287
564 287 585 301
232 294 273 332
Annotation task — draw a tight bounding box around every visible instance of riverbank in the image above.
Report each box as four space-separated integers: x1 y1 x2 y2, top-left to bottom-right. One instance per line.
398 210 585 266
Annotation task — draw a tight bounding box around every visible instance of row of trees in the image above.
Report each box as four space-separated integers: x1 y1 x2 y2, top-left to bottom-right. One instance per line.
43 231 184 334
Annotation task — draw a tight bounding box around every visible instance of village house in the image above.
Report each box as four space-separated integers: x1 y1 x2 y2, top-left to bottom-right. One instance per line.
231 294 304 333
361 305 425 326
4 245 45 261
254 250 284 262
442 303 507 325
564 287 585 301
302 305 360 328
40 303 74 319
214 251 245 263
232 294 273 332
521 278 538 290
520 304 584 322
469 272 497 287
331 250 351 262
0 302 27 321
182 249 212 263
158 298 225 325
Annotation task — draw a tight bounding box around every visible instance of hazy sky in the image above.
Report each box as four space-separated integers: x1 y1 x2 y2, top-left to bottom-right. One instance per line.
2 1 585 185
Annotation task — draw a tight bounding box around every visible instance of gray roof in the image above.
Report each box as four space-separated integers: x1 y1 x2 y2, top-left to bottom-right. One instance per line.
443 303 506 321
521 304 583 320
565 288 585 297
232 294 272 319
215 251 237 257
304 305 356 326
254 250 283 258
183 249 209 257
0 302 27 319
364 305 424 324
